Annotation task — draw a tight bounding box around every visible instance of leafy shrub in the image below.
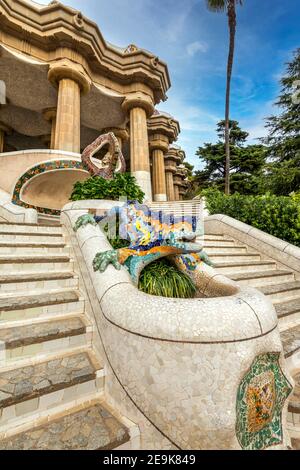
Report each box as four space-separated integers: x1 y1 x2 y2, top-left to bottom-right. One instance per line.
203 188 300 247
71 173 144 203
138 259 196 299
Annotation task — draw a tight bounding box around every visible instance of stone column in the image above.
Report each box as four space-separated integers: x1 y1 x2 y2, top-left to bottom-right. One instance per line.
122 94 154 201
164 147 179 201
149 134 169 202
0 129 4 153
174 183 180 201
0 122 11 153
165 168 175 201
48 61 90 153
43 108 57 149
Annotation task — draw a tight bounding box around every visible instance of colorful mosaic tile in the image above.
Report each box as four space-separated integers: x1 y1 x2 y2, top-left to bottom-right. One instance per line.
236 352 292 450
12 160 84 216
75 201 211 286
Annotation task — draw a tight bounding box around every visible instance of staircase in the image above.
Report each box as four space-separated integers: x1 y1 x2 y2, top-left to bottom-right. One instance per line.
0 222 132 450
202 232 300 448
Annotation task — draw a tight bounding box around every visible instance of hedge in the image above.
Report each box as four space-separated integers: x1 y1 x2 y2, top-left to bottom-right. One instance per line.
202 188 300 247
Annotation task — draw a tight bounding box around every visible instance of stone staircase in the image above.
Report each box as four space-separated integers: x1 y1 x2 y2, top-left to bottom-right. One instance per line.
0 222 132 450
202 232 300 447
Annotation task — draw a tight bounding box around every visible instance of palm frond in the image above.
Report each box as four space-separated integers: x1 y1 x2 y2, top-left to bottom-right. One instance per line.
206 0 226 12
206 0 243 12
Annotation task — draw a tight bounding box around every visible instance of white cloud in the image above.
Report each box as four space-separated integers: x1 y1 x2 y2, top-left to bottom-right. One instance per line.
186 41 208 57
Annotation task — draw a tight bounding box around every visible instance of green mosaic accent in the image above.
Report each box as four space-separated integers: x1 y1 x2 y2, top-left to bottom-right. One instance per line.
12 160 84 216
236 352 292 450
73 214 98 232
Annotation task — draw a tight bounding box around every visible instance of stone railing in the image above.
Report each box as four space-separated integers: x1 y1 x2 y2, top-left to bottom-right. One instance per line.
0 188 37 223
60 200 293 450
205 214 300 277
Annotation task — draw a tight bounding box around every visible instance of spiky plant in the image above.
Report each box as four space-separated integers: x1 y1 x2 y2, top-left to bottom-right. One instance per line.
138 259 196 299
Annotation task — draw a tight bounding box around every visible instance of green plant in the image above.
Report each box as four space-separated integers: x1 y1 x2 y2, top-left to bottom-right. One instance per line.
106 230 196 298
138 259 196 298
70 173 145 203
203 188 300 247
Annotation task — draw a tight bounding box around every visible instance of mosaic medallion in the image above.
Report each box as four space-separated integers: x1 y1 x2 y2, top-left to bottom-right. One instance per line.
236 352 292 450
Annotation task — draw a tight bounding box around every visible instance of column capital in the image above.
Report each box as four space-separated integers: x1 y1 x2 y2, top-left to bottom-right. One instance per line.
122 92 154 118
148 111 180 143
173 174 183 185
164 160 177 174
48 59 91 95
102 127 129 142
166 146 181 160
149 133 169 153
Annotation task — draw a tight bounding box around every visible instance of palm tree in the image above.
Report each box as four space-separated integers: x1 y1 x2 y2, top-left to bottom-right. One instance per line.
206 0 243 195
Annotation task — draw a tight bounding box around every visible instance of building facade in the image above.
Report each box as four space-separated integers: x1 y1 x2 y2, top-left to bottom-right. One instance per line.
0 0 189 217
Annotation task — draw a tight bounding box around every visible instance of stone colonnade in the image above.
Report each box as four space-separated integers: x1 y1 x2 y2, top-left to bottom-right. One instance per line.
8 58 186 202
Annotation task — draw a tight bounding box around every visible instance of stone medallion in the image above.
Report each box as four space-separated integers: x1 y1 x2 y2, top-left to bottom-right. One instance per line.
236 352 292 450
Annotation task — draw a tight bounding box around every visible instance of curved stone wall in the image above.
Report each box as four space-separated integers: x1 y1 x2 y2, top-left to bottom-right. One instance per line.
0 150 89 215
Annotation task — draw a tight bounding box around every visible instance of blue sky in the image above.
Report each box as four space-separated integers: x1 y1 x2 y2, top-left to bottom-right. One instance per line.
35 0 300 169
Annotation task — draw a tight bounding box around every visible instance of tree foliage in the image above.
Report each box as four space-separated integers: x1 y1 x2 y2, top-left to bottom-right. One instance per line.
194 120 267 194
262 48 300 194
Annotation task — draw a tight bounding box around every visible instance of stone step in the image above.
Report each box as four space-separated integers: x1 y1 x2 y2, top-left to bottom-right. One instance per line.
275 299 300 320
229 270 295 287
0 223 62 234
0 352 101 425
203 245 248 254
0 352 96 414
208 252 261 263
260 281 300 303
0 255 73 274
0 272 78 293
0 231 64 243
37 214 61 227
202 234 233 241
0 290 84 322
0 316 89 363
214 260 277 275
201 239 238 247
0 402 130 450
281 325 300 358
0 242 69 255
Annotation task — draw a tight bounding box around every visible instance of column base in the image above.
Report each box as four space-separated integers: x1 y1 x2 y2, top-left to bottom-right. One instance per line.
132 171 152 202
154 194 167 202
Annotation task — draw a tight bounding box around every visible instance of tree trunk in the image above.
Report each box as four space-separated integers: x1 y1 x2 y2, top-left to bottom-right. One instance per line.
225 0 237 195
